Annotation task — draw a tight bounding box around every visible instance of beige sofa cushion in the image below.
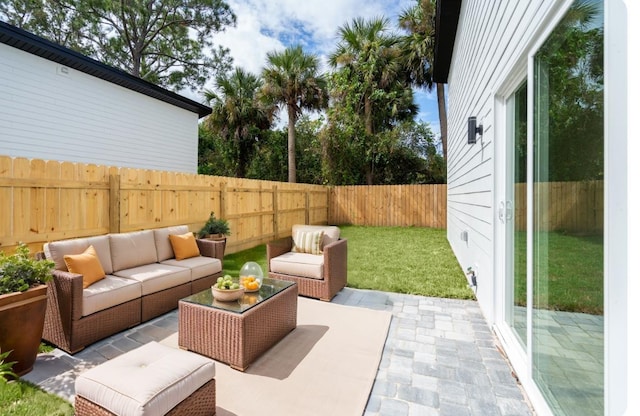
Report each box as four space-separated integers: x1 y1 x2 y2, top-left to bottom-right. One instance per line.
162 257 222 280
270 252 324 280
292 224 340 247
153 225 190 261
82 275 142 317
44 235 113 274
113 263 191 296
109 230 158 272
75 341 215 416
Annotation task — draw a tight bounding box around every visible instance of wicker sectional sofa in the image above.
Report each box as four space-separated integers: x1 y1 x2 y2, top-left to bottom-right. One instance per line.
41 225 224 354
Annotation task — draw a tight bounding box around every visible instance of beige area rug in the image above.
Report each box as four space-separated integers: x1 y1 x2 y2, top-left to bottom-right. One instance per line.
161 297 391 416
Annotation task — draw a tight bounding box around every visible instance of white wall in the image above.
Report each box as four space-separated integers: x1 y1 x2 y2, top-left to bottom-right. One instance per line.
446 0 557 323
448 0 635 414
0 43 199 173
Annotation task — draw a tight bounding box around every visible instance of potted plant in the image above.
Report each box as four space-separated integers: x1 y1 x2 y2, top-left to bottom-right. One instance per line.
0 243 54 377
197 212 231 240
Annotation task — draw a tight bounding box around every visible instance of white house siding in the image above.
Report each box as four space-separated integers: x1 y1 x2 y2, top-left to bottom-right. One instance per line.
0 43 199 173
448 1 636 414
446 0 557 323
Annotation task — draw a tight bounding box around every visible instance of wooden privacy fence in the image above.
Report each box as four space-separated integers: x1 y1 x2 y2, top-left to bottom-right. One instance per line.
0 155 604 255
329 185 448 228
513 180 604 233
0 156 328 254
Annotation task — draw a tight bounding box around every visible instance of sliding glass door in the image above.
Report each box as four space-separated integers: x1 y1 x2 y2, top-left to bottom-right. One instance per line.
505 82 528 349
501 1 604 414
532 1 604 414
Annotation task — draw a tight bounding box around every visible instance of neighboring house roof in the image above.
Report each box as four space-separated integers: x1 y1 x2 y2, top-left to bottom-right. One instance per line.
0 21 212 118
433 0 462 83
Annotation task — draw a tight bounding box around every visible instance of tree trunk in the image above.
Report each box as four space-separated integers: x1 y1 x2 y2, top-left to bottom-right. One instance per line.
437 83 448 163
364 96 374 185
287 104 297 183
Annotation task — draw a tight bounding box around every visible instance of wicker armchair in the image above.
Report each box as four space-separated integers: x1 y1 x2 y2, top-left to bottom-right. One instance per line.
267 225 347 301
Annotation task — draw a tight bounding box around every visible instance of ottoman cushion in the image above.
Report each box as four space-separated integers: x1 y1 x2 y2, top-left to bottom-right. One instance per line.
75 341 215 415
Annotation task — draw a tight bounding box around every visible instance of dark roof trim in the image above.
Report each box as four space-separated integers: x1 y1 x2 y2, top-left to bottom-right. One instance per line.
433 0 462 84
0 21 212 118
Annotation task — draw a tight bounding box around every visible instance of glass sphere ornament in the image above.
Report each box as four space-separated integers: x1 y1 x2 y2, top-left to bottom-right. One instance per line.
239 261 264 292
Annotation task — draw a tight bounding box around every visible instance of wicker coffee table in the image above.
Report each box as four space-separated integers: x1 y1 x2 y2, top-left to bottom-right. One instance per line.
178 278 297 371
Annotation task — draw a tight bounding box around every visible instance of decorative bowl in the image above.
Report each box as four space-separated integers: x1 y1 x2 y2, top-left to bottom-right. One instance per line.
211 286 244 302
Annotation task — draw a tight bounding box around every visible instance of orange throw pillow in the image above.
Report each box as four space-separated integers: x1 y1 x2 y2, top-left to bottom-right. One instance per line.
169 232 201 260
63 245 106 289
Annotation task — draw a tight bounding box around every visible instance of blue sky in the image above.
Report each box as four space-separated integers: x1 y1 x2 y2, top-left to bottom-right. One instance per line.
209 0 441 137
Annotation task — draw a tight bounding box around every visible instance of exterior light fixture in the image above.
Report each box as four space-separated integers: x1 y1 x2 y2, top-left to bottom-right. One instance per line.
468 116 483 144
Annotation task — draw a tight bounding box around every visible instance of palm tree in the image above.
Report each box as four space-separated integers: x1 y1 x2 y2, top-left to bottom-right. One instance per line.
261 45 328 183
398 0 448 162
204 67 274 177
329 17 416 184
329 17 403 138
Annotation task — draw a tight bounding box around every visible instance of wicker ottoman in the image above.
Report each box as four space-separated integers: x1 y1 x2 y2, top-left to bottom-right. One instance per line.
75 341 216 416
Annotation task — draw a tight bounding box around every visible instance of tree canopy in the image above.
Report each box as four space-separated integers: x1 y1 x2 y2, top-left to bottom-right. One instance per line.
261 45 328 183
204 67 274 178
0 0 236 91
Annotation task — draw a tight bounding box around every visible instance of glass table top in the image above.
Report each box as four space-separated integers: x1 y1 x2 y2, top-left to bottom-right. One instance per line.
181 277 295 314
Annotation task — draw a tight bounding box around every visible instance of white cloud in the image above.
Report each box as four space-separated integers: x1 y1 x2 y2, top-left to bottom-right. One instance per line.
200 0 439 133
216 0 414 74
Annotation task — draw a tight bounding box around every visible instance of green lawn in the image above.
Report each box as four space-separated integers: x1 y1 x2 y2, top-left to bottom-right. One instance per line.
0 380 73 415
223 225 475 300
514 231 604 314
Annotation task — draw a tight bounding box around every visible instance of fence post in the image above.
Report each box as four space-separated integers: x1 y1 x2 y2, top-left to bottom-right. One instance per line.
109 174 120 233
305 191 310 225
273 185 278 239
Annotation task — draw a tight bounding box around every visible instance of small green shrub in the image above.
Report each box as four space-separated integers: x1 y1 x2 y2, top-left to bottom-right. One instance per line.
0 243 54 295
0 349 18 382
198 212 231 238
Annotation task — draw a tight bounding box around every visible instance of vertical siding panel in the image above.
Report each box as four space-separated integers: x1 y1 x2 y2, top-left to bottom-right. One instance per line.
0 44 199 174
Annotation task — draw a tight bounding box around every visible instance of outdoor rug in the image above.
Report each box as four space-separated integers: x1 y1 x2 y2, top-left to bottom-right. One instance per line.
161 296 392 416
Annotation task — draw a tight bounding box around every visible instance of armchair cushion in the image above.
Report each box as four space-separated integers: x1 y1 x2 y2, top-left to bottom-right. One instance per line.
292 230 324 255
292 224 340 247
270 252 324 280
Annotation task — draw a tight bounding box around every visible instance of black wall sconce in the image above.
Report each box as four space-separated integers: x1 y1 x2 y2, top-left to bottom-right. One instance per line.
468 116 483 144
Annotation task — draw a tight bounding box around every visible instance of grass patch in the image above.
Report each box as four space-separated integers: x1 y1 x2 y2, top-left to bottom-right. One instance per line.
340 226 474 299
0 380 73 415
223 225 475 300
514 231 603 314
